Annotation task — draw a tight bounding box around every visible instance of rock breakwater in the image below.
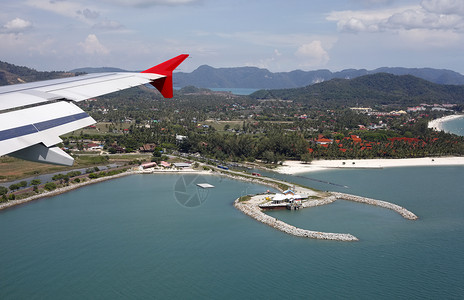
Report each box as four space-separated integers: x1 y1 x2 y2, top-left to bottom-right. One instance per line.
234 195 359 241
332 192 418 220
234 190 418 241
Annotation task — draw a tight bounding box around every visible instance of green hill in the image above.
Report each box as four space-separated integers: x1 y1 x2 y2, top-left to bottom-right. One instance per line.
250 73 464 107
0 61 76 86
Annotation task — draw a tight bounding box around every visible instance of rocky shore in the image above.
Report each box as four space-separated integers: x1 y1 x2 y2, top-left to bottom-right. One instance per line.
0 170 136 211
332 192 418 220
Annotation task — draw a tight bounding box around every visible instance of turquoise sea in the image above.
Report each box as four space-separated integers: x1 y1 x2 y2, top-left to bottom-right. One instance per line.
441 115 464 136
1 167 463 299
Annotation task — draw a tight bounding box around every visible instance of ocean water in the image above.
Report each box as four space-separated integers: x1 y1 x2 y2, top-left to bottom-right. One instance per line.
441 115 464 136
0 168 463 299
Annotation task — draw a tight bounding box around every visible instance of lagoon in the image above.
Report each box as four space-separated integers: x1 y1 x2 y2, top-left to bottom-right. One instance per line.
0 167 463 299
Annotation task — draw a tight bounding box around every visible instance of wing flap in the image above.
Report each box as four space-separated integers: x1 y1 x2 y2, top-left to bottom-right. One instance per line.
0 91 64 111
0 102 95 157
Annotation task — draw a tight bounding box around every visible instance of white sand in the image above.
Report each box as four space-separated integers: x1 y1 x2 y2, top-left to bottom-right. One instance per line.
428 114 464 132
276 157 464 174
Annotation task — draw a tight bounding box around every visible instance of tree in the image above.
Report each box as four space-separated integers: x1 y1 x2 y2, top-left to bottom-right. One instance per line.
0 186 8 195
262 150 277 164
31 179 41 186
9 183 19 192
44 182 57 191
67 171 81 177
88 173 99 179
301 153 313 164
152 146 163 158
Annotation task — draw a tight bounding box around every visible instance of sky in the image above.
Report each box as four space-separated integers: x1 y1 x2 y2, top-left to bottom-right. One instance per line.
1 0 464 74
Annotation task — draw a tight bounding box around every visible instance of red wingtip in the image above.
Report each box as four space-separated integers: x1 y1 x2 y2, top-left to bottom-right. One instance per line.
142 54 189 98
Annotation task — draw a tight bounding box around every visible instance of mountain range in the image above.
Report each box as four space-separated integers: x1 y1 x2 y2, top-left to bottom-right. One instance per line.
2 60 464 108
3 59 464 90
173 65 464 89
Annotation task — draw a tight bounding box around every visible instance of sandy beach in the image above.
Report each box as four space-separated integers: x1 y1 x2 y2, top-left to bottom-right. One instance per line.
276 157 464 174
428 114 464 132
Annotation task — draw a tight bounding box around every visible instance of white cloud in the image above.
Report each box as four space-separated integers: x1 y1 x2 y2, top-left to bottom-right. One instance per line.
328 2 464 33
2 18 33 33
78 34 109 55
295 41 330 68
397 28 462 48
327 7 404 32
421 0 464 16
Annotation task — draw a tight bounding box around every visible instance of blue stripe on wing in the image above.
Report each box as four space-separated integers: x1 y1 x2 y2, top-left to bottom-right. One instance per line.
0 112 90 142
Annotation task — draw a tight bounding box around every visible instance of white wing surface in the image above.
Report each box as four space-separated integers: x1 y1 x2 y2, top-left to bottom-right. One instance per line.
0 54 188 166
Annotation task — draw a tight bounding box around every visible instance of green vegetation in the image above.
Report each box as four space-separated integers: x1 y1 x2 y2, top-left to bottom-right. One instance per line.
31 179 41 186
44 182 57 191
251 73 464 107
0 186 8 195
3 61 464 181
238 195 251 202
62 77 463 164
0 60 76 86
87 168 127 180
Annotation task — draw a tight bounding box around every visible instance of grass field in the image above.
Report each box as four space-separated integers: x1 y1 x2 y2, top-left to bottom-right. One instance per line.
0 153 152 182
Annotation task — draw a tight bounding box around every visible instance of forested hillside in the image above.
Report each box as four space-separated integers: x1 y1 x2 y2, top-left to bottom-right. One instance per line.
250 73 464 107
0 61 76 86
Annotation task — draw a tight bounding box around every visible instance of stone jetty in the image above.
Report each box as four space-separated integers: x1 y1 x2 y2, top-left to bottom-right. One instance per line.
332 192 418 220
234 195 359 241
234 190 418 241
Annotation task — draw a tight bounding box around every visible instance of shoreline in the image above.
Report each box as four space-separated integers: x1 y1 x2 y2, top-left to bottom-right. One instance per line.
0 168 213 211
1 164 419 242
428 114 464 132
0 170 136 211
276 157 464 174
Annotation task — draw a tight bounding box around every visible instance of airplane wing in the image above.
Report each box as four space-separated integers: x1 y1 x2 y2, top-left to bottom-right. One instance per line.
0 54 189 166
